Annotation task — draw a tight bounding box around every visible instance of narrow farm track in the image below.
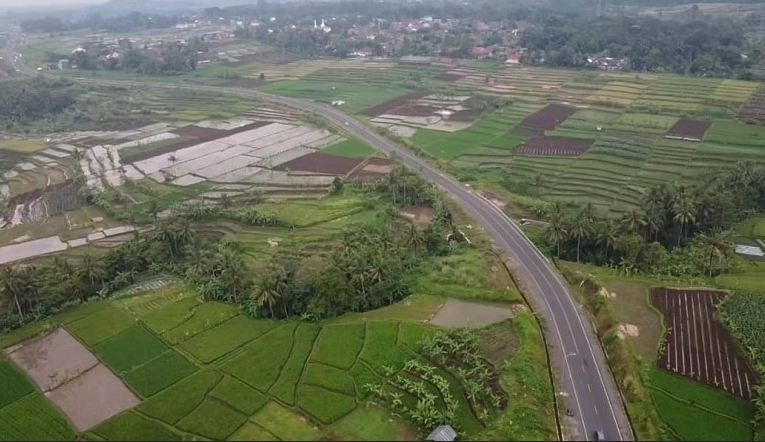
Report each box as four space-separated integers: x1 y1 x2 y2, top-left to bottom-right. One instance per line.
6 33 633 441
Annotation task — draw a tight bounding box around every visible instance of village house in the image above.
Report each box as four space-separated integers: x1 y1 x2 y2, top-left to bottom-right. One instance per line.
472 46 492 60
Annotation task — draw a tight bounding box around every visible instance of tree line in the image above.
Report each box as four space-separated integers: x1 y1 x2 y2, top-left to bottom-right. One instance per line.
0 167 463 331
520 14 756 77
541 161 765 278
0 78 77 126
21 12 178 34
53 38 202 75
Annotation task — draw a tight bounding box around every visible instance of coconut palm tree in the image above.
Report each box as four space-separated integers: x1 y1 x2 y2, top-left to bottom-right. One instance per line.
78 254 107 288
695 229 736 277
0 267 26 317
596 218 619 260
546 208 568 258
569 209 592 263
672 195 697 246
620 208 648 239
253 274 278 318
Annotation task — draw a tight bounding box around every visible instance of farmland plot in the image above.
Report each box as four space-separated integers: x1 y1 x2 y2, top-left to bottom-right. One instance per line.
651 288 757 399
514 104 576 134
514 137 594 157
665 118 711 141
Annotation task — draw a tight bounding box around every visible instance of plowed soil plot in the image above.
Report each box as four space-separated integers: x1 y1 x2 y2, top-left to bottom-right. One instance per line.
278 152 363 175
360 92 428 117
347 157 393 181
651 288 758 399
450 108 483 122
739 89 765 123
170 125 229 138
667 118 711 139
515 137 594 157
517 104 576 131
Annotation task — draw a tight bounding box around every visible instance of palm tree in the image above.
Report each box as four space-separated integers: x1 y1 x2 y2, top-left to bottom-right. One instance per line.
570 209 592 263
253 274 278 318
695 229 736 277
672 195 696 246
596 218 619 259
78 255 107 288
546 203 567 258
0 267 26 317
620 209 648 239
406 224 426 254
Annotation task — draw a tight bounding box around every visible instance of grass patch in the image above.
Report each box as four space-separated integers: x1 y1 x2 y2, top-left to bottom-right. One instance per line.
310 323 365 370
322 138 376 158
161 302 240 345
0 393 76 441
303 363 356 396
358 321 412 374
259 80 410 114
94 325 169 375
348 362 380 400
222 323 296 392
123 350 198 397
180 316 280 363
66 307 135 346
736 216 765 239
331 403 416 441
406 248 522 302
651 388 753 441
649 369 755 423
228 422 280 441
269 323 321 405
251 402 321 441
138 370 222 424
0 139 47 153
92 411 181 441
176 398 247 441
297 385 356 424
209 375 269 415
141 296 202 335
398 322 440 351
0 361 34 408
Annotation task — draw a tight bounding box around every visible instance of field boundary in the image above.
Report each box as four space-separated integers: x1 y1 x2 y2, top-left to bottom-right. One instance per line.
649 379 753 427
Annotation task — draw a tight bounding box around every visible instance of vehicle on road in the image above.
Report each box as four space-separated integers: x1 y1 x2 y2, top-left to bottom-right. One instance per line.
595 430 606 441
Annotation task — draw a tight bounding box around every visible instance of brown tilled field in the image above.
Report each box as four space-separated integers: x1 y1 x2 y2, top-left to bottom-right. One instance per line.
437 72 466 82
514 137 594 157
279 152 363 175
516 104 577 131
360 92 428 117
739 88 765 123
651 288 757 399
347 157 394 181
171 125 229 139
667 118 711 139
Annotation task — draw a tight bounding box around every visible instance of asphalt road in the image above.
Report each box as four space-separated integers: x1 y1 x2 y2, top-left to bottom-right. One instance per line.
5 34 633 441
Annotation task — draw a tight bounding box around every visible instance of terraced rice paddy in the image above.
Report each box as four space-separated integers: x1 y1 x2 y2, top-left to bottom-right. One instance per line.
390 65 765 213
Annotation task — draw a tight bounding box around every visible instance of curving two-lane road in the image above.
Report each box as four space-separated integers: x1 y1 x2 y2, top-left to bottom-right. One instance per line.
6 35 632 441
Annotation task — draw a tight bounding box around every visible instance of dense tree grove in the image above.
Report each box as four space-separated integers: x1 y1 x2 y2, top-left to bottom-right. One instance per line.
542 161 765 278
20 12 178 34
55 38 201 75
0 78 77 124
520 15 754 76
0 167 462 331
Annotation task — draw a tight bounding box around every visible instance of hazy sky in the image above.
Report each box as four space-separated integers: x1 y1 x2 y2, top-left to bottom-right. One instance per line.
0 0 104 8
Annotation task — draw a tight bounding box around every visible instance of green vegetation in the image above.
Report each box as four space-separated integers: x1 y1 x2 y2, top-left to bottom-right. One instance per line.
251 402 321 441
123 350 198 397
260 80 410 114
322 139 377 158
209 376 269 415
270 323 321 405
311 323 365 370
223 323 296 392
138 370 223 424
298 385 357 424
94 325 169 374
67 308 135 346
92 412 181 441
0 362 34 408
303 363 356 396
179 315 279 363
719 292 765 374
0 393 76 441
177 399 248 440
651 389 753 441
